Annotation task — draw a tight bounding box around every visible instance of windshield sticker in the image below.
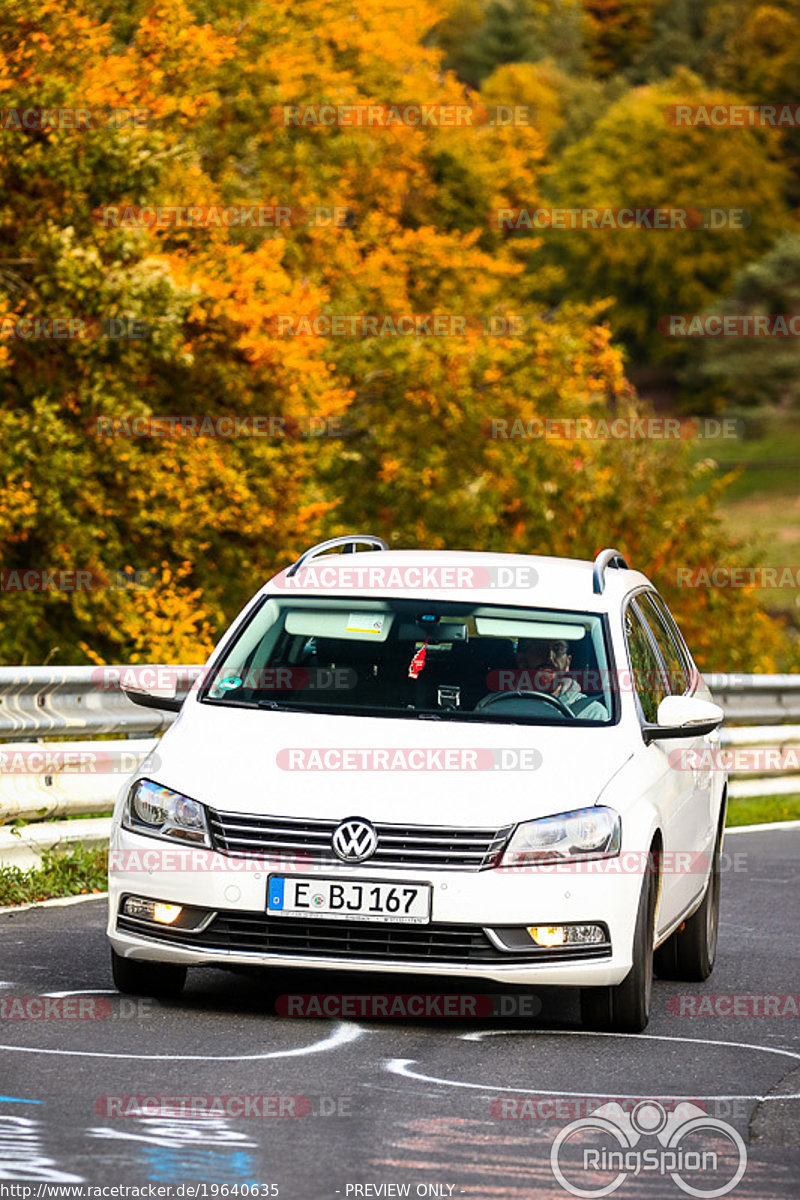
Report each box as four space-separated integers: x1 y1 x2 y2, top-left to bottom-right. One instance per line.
217 675 243 691
345 612 385 635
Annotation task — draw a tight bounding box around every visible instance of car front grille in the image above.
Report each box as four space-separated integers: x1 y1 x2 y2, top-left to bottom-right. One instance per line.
207 811 513 871
116 911 612 965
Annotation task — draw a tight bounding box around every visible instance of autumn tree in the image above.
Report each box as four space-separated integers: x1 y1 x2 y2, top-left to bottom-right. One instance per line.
536 76 789 363
0 0 793 673
681 233 800 411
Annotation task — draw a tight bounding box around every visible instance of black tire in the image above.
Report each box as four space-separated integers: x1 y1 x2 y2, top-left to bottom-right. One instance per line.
580 867 656 1033
654 828 721 982
111 948 187 998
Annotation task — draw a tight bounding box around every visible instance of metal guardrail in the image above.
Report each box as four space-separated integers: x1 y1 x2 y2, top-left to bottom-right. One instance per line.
704 673 800 724
0 668 798 865
0 665 198 740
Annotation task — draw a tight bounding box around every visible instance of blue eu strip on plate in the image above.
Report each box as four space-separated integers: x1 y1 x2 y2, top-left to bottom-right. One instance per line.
269 877 285 910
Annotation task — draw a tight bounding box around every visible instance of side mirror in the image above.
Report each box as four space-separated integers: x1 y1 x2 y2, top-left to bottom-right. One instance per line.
122 686 184 713
642 695 724 744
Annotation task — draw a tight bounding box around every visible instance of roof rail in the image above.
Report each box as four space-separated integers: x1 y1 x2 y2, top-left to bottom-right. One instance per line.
285 534 389 578
592 547 629 594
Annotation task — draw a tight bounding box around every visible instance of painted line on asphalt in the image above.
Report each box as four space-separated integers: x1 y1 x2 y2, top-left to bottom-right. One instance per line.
386 1058 800 1103
0 1019 365 1060
459 1027 800 1060
0 893 107 916
725 820 800 834
384 1027 800 1102
0 1096 42 1104
42 989 116 998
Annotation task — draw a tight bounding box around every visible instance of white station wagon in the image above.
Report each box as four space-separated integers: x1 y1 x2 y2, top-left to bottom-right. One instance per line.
108 538 726 1031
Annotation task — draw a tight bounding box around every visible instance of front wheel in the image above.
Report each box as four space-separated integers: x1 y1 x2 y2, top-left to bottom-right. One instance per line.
111 948 187 998
654 828 721 982
580 868 656 1033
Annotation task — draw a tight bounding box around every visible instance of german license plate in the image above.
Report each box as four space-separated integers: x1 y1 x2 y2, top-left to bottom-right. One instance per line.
267 875 432 924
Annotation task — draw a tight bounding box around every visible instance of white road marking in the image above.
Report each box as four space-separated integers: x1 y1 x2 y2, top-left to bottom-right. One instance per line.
89 1116 258 1150
0 893 107 916
42 989 117 998
0 1019 364 1060
725 820 800 834
457 1028 800 1061
386 1028 800 1102
386 1057 800 1102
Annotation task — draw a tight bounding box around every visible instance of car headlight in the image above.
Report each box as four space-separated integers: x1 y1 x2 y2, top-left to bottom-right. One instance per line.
123 779 210 846
499 807 621 867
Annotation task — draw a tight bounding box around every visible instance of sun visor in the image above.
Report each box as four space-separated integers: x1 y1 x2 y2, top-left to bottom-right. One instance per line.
284 609 394 641
474 618 587 640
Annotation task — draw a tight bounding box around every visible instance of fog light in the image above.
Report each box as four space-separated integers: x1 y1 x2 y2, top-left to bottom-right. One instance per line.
153 903 183 925
528 925 565 947
527 924 606 946
123 897 183 925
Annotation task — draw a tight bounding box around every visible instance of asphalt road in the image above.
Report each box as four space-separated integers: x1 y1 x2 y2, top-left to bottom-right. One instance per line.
1 825 798 1200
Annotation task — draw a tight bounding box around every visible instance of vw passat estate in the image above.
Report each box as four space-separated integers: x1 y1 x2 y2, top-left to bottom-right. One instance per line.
108 537 726 1031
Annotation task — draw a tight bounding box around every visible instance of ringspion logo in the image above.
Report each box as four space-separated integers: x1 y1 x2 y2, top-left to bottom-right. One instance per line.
550 1100 747 1198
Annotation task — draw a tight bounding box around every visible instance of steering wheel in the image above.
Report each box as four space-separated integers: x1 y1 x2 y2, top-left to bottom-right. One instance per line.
475 689 576 718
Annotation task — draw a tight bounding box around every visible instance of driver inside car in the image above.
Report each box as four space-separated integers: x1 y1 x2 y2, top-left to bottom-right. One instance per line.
514 637 608 720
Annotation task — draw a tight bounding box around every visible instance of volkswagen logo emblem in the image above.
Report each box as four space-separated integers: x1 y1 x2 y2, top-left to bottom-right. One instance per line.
332 817 378 863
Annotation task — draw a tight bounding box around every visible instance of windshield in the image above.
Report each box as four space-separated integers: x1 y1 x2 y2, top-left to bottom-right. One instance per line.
201 597 616 724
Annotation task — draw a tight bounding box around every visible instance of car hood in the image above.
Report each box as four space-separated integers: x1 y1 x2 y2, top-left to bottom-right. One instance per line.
143 702 633 827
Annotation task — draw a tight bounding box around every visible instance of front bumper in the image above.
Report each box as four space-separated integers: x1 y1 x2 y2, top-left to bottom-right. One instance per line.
107 828 644 987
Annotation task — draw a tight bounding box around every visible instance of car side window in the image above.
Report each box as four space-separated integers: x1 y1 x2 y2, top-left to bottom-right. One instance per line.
636 592 690 696
624 601 668 724
651 593 697 691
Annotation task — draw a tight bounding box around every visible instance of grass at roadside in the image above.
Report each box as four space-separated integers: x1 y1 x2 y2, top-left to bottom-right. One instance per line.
687 415 800 500
0 843 107 907
725 794 800 827
687 414 800 625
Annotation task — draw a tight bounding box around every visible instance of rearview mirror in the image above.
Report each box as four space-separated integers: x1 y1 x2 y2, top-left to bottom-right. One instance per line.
122 686 184 713
642 695 724 744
